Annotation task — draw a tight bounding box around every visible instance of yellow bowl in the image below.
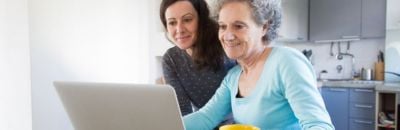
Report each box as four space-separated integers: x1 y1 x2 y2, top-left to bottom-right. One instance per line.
219 124 260 130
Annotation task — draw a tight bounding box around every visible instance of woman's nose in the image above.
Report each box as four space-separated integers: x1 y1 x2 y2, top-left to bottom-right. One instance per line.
224 32 235 41
176 22 185 34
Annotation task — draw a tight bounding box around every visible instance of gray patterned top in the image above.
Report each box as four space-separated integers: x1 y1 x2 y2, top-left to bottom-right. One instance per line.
162 46 236 116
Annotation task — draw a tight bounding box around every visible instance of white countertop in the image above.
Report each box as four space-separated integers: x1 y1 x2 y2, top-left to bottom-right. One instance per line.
375 82 400 92
319 80 384 89
319 80 400 92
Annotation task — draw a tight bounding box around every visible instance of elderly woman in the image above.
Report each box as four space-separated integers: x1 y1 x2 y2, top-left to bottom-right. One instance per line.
183 0 334 129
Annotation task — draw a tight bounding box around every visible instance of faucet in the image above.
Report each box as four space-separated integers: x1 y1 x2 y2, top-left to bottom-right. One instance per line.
337 52 358 79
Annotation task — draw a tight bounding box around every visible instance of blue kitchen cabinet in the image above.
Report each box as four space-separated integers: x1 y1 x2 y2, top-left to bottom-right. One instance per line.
349 88 375 130
321 87 376 130
321 87 349 130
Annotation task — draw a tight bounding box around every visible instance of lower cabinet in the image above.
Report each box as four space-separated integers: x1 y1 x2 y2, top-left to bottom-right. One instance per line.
349 88 375 130
349 118 374 130
321 87 375 130
321 87 349 130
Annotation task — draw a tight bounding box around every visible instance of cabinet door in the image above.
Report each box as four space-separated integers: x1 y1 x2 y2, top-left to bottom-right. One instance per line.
349 102 375 119
321 87 349 130
349 118 374 130
349 88 375 103
361 0 386 38
310 0 362 41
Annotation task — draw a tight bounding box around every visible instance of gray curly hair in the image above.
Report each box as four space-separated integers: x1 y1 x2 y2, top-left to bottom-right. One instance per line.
214 0 282 44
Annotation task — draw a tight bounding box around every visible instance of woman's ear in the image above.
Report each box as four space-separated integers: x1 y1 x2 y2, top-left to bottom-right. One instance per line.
262 22 269 34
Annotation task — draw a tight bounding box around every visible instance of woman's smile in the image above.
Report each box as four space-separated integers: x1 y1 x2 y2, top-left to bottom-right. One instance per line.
176 35 192 42
224 41 240 48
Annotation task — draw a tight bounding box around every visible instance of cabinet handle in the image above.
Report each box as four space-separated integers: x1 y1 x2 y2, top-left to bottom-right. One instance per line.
354 89 373 93
355 104 373 109
354 120 373 124
329 88 347 92
341 35 360 39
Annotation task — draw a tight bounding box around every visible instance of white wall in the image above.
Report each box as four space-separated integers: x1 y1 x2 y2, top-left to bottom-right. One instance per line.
280 39 385 80
385 30 400 82
0 0 32 130
385 0 400 82
147 0 173 84
386 0 400 30
28 0 149 130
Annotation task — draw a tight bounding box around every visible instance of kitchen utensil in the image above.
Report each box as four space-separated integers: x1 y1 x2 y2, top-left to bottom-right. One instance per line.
336 42 343 60
330 42 334 56
302 49 312 61
361 68 373 80
375 62 385 80
318 70 328 80
378 50 384 62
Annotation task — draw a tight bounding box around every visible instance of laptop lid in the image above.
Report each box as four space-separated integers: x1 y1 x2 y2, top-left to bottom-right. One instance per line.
54 81 185 130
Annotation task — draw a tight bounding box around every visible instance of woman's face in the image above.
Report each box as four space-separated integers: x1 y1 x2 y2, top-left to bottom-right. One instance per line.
165 1 198 50
218 2 267 60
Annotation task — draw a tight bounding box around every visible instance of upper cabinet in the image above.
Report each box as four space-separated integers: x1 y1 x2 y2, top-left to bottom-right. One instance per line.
361 0 386 38
309 0 386 42
276 0 308 42
310 0 362 42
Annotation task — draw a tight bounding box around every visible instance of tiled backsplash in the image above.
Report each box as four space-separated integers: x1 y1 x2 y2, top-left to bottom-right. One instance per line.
278 39 385 80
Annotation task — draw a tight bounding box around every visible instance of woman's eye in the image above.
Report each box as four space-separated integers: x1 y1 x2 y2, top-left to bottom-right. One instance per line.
219 25 227 30
183 18 192 23
234 24 244 29
168 21 176 26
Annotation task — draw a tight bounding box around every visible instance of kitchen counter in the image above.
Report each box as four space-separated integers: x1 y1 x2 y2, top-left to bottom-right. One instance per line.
375 82 400 92
318 80 384 88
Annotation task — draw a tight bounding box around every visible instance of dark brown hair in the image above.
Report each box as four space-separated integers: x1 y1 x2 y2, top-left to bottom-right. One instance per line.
160 0 225 71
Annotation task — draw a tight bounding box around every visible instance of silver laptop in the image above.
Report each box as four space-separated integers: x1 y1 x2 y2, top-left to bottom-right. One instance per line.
54 81 185 130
